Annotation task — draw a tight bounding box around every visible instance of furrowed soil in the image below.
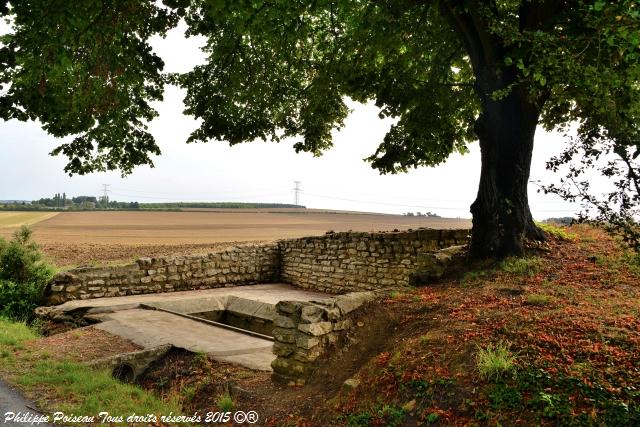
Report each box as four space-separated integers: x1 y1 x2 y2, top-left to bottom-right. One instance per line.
0 210 470 267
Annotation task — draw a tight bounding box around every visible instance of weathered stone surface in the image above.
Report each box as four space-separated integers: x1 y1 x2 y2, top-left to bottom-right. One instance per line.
333 319 353 331
416 244 467 281
295 334 320 349
298 322 333 336
279 229 469 294
270 290 394 385
87 345 173 381
272 342 295 357
300 305 325 323
276 301 302 315
45 243 281 303
271 357 310 375
52 229 462 385
335 292 376 315
273 328 297 344
274 315 296 329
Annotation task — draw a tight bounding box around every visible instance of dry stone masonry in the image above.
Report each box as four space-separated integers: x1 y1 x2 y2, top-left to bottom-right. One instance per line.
47 244 280 304
280 229 470 293
271 290 387 385
46 229 470 304
44 228 470 384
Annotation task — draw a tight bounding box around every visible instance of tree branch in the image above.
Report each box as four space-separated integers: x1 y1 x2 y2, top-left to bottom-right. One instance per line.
519 0 567 32
439 1 487 71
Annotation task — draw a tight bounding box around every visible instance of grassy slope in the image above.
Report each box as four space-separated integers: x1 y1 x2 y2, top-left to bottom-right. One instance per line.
324 225 639 426
125 224 639 426
0 322 181 426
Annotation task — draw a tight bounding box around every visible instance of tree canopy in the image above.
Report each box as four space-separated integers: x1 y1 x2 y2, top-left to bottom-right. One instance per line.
1 0 638 257
0 0 176 174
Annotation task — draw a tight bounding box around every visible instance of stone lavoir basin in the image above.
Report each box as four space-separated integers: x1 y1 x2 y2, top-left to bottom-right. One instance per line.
142 293 278 338
188 297 275 338
38 229 470 383
38 284 330 371
37 283 389 384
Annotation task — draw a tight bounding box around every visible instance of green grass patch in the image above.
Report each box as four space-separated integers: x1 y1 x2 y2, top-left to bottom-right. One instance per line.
476 341 517 380
515 369 640 425
18 360 180 420
0 318 181 425
597 251 640 278
389 290 402 299
0 317 37 344
525 294 554 306
216 393 234 412
537 223 577 241
488 383 522 409
340 405 406 427
500 257 543 276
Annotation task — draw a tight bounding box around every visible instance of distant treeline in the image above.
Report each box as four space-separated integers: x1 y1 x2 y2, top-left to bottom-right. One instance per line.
0 196 305 211
139 202 305 209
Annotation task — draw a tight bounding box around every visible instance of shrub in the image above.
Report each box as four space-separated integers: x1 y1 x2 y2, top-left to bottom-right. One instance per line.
0 226 52 285
476 341 517 380
0 226 53 322
0 281 47 323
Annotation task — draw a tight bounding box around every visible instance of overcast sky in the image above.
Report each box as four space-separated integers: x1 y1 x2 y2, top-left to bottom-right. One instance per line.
0 22 582 219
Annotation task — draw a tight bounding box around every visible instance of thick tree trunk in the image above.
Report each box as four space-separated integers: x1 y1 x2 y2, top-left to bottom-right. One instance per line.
437 1 550 259
468 89 544 259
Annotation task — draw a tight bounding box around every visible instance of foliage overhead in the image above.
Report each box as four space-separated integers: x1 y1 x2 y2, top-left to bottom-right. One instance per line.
1 1 638 178
541 133 640 253
173 0 640 176
0 0 177 175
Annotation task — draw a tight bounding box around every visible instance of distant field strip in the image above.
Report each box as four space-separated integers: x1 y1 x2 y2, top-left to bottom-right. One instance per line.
0 212 59 228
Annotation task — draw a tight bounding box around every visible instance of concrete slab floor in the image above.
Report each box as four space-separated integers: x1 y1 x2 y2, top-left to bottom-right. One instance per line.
49 284 332 371
94 309 276 371
54 283 329 312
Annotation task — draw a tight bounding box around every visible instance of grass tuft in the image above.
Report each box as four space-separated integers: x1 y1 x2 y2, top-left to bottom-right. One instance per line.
0 317 37 345
500 257 543 275
526 294 554 306
476 341 517 380
216 393 234 412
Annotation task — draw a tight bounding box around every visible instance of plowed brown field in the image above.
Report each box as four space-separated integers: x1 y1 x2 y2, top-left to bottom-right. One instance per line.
0 210 471 268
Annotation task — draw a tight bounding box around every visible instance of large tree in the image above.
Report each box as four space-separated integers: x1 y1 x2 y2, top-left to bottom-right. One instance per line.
1 1 639 258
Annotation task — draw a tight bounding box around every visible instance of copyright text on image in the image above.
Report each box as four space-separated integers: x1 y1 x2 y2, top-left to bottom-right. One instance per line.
3 410 259 425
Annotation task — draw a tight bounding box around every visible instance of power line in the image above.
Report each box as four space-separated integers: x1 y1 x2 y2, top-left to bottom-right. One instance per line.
111 186 276 196
292 181 302 206
302 185 578 205
304 192 579 213
101 184 110 205
108 191 289 201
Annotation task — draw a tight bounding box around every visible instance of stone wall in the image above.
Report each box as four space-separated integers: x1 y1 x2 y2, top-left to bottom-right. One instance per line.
47 244 280 304
46 228 470 304
279 229 469 293
271 290 386 385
